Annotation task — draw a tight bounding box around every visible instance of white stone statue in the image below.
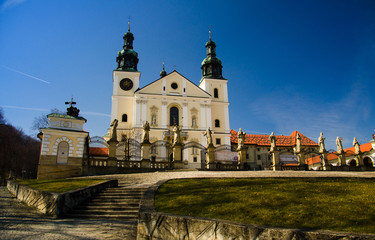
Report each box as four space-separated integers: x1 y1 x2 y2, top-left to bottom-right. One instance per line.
142 121 150 143
151 115 157 125
203 127 213 146
269 132 276 152
353 137 360 155
173 125 181 145
296 133 301 153
109 119 118 141
318 132 326 153
192 117 197 127
336 136 343 154
237 128 246 149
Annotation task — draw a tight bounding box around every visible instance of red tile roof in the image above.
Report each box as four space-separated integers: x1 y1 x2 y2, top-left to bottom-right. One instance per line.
306 142 373 165
89 147 109 156
230 129 318 147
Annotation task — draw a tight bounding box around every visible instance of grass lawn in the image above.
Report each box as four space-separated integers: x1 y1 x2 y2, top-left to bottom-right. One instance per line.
16 178 105 193
155 178 375 234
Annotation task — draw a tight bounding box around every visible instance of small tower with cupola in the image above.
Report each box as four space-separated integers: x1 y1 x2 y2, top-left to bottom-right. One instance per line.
199 30 231 146
37 99 89 179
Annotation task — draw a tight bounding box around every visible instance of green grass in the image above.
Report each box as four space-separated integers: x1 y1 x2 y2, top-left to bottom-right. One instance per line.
155 178 375 234
16 178 105 193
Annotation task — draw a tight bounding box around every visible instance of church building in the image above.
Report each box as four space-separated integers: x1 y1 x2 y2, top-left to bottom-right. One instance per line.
108 26 231 168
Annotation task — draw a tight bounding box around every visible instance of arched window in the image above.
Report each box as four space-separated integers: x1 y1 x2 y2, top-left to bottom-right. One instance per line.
214 88 219 98
170 107 179 126
122 114 128 122
215 119 220 127
363 157 373 167
57 141 69 164
349 159 357 167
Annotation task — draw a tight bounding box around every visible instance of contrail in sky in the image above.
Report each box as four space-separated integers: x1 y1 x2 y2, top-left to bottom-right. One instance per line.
1 105 111 118
1 105 48 112
81 111 111 117
1 65 50 84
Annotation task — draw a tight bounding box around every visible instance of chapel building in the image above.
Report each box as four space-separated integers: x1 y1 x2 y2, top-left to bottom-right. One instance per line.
109 27 230 168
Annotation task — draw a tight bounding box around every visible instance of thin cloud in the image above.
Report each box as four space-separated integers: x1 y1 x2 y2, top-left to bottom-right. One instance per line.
1 65 50 84
1 0 26 12
1 105 48 112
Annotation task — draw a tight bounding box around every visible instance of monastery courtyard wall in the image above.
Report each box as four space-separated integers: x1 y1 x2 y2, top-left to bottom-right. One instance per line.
2 171 375 240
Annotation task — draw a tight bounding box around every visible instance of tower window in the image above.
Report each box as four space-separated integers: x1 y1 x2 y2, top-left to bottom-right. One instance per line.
193 157 197 162
216 138 221 145
214 88 219 98
170 107 179 126
122 114 128 122
215 119 220 128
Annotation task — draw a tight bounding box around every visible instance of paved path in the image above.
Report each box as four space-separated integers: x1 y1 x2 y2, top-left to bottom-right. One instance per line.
2 170 375 239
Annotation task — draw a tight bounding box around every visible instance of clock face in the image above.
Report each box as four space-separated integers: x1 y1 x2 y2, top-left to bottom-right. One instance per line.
120 78 133 91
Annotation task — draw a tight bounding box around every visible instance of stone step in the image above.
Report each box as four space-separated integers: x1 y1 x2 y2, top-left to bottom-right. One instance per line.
90 198 140 203
103 188 147 191
66 186 147 222
72 210 138 216
95 192 143 198
94 195 141 200
64 214 138 222
81 201 139 207
76 205 139 211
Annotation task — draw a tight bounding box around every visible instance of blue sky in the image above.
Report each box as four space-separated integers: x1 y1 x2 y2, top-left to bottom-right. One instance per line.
0 0 374 150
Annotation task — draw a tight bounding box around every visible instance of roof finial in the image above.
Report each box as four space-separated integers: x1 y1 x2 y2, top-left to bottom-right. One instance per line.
65 96 76 108
160 59 167 77
208 26 212 41
128 16 131 32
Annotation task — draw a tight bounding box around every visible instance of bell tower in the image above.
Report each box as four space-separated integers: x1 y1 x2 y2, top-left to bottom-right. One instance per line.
199 30 231 146
111 22 141 129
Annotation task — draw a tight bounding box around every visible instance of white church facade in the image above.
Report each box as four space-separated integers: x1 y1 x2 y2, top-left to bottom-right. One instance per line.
108 26 231 168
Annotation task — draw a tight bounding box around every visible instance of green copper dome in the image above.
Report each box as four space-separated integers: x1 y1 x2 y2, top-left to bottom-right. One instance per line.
201 37 223 79
116 29 139 71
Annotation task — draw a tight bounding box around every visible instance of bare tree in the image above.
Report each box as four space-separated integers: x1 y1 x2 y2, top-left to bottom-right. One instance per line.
0 107 6 125
31 108 63 132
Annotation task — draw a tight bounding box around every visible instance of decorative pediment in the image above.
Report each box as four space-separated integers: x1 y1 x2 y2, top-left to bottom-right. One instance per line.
190 107 198 114
150 106 159 113
136 71 210 98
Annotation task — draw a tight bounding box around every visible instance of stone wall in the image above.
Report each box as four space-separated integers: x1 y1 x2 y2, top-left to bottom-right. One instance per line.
137 211 375 240
137 180 375 240
7 179 117 217
37 155 83 179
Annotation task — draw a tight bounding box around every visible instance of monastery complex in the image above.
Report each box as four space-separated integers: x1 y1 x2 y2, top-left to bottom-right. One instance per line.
36 26 375 179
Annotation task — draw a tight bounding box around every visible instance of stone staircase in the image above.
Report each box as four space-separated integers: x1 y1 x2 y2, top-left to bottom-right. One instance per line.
65 187 148 223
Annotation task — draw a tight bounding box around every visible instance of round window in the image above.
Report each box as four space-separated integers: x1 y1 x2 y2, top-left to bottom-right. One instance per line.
171 82 178 89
